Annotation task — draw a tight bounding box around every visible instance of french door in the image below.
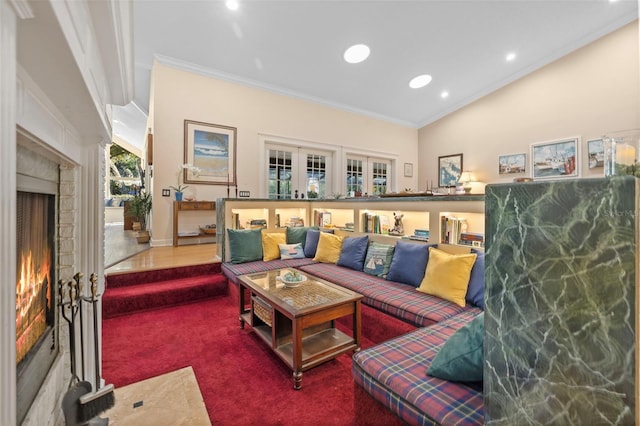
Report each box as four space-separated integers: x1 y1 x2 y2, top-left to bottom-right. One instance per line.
346 155 390 196
266 145 332 199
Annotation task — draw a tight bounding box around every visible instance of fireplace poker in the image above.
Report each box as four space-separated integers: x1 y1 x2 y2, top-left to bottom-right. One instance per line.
78 273 115 423
73 272 86 382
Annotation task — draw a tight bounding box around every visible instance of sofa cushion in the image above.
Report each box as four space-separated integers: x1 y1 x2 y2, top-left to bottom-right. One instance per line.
303 228 335 258
466 251 485 309
428 312 484 382
386 242 433 286
227 228 263 264
222 258 317 285
363 242 394 277
417 247 477 307
262 232 286 261
297 263 476 327
286 226 317 248
313 232 344 263
337 235 369 271
352 309 484 425
279 243 305 259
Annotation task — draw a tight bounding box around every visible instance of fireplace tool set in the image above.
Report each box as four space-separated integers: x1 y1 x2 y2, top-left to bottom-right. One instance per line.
60 273 115 426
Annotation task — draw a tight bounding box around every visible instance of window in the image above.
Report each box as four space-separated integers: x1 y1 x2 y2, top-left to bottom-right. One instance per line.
266 144 332 199
346 155 390 196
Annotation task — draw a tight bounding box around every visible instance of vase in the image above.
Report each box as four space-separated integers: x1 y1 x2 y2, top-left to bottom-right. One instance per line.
175 191 183 201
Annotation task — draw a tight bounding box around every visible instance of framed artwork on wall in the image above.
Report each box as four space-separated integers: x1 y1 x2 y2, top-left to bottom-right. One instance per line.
438 153 463 187
184 120 237 186
531 137 580 180
498 153 526 174
587 139 604 169
403 162 413 177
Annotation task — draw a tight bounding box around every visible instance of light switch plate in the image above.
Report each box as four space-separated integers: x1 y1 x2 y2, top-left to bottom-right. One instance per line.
162 189 170 197
239 191 250 197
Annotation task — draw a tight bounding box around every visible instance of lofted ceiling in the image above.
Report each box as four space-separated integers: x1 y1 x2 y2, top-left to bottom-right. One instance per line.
132 0 638 130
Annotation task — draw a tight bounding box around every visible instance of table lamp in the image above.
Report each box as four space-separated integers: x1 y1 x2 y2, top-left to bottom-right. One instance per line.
458 171 474 194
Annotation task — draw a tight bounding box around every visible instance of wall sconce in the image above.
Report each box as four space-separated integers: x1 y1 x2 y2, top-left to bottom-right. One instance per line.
458 171 474 194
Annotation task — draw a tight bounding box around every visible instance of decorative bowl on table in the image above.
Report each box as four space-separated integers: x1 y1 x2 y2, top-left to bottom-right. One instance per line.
280 271 307 287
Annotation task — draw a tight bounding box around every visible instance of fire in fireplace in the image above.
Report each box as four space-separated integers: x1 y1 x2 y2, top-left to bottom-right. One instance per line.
16 190 58 423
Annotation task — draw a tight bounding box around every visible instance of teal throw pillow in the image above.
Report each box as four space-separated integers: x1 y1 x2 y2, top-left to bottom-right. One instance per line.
286 226 317 248
227 228 263 264
427 312 484 382
363 242 395 277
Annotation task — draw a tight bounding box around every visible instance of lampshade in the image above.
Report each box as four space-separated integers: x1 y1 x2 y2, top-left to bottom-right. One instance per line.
458 171 474 183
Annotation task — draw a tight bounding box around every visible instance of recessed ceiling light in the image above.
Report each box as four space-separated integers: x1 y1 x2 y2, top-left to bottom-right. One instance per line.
441 91 449 99
409 74 432 89
344 44 370 64
226 0 239 10
506 52 517 62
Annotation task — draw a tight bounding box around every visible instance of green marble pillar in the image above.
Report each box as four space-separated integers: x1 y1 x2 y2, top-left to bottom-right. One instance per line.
484 176 637 425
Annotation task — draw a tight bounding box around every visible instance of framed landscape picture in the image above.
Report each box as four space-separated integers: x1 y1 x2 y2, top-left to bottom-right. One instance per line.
438 153 463 187
531 137 580 180
184 120 237 186
498 153 526 174
587 139 604 169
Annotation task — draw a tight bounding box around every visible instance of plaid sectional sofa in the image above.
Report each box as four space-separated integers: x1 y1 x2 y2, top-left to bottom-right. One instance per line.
222 254 484 425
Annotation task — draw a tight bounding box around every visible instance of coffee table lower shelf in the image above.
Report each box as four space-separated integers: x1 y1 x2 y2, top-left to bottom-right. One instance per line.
240 312 357 371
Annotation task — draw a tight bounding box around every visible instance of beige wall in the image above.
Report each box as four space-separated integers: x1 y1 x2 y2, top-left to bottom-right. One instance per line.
150 64 418 245
418 21 640 190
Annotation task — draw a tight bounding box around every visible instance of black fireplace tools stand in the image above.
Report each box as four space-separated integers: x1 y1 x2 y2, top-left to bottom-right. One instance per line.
60 273 115 426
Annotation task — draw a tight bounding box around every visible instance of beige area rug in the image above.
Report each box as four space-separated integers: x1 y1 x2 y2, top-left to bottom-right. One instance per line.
102 366 211 426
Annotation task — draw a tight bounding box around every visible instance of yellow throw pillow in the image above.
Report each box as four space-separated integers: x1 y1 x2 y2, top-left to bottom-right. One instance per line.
262 232 286 261
313 232 344 263
417 247 477 307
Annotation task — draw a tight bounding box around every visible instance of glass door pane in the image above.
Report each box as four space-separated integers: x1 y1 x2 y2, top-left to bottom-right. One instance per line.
346 158 363 196
372 161 388 195
267 149 292 199
305 153 326 199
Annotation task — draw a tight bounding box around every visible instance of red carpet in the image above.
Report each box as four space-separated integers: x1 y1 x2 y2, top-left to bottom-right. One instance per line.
102 286 412 425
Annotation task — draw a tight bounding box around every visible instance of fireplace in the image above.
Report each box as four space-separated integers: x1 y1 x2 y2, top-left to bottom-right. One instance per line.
16 190 58 424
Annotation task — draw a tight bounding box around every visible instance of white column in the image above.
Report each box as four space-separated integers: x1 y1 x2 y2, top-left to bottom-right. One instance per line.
0 1 18 425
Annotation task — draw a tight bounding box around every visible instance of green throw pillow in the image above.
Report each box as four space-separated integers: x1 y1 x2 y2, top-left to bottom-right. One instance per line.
286 226 317 248
427 312 484 382
227 228 263 264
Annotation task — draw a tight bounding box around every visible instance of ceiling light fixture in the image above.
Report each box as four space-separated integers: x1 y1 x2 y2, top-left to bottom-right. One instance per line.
226 0 239 11
409 74 432 89
344 44 370 64
441 91 449 99
506 52 517 62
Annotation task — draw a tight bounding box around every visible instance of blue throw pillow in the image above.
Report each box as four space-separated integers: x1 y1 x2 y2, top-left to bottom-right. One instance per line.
303 228 335 258
337 235 369 271
466 252 485 309
386 242 434 287
363 242 395 277
427 312 484 382
227 228 263 264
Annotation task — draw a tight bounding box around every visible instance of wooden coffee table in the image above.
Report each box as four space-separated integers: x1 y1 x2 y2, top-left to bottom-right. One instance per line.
238 268 362 390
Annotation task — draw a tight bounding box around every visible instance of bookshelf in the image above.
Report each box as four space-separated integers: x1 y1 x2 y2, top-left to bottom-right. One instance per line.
275 207 308 228
439 212 485 247
217 195 484 261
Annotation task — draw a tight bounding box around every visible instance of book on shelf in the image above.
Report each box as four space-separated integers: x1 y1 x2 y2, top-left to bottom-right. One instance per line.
286 217 305 227
440 215 468 245
314 211 332 227
459 232 485 247
247 218 267 229
362 212 390 234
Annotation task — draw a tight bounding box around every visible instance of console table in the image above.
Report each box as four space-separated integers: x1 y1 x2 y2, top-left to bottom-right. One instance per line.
172 201 216 246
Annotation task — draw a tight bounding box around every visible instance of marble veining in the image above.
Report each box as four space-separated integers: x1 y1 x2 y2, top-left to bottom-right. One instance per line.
485 177 637 425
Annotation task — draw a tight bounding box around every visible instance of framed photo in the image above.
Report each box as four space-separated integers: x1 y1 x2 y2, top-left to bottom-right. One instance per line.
531 137 580 180
438 153 463 187
184 120 237 186
498 153 526 174
403 162 413 177
587 139 604 169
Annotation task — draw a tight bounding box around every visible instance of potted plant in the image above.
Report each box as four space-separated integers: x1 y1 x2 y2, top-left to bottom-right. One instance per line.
127 191 152 243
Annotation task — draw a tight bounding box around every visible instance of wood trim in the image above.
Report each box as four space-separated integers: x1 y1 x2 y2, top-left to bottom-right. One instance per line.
147 133 153 165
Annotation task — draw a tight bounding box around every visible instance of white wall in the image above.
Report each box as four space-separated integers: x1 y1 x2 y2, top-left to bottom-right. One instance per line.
418 21 640 190
150 63 419 245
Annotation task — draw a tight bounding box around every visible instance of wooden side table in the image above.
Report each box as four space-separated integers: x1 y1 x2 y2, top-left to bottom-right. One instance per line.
172 201 216 246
